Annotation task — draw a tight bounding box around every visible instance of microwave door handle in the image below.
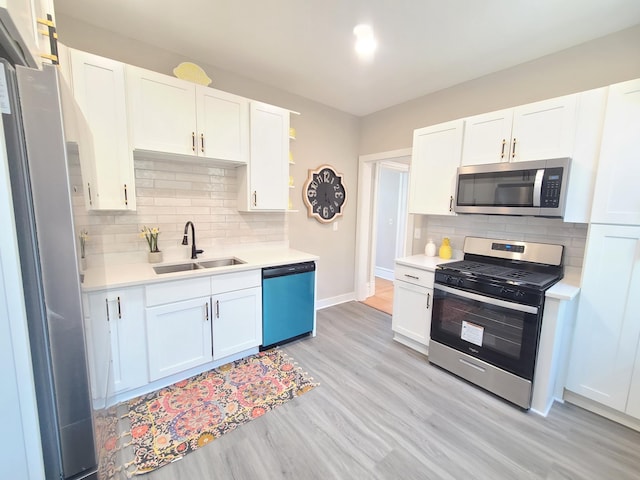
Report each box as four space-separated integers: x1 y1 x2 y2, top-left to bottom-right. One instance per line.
533 169 544 207
434 283 539 314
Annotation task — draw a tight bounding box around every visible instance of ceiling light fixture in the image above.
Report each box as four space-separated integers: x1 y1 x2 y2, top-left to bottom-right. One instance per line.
353 24 377 60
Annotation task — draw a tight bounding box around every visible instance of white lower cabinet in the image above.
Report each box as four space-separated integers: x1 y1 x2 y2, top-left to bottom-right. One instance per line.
392 264 434 354
566 224 640 418
85 287 147 402
144 270 262 382
212 287 262 360
146 297 213 381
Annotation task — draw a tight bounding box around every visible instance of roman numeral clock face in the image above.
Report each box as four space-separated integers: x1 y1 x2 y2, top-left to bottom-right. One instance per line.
303 165 347 223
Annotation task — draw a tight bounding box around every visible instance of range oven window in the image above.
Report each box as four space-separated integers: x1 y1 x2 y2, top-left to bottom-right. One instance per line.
430 284 542 380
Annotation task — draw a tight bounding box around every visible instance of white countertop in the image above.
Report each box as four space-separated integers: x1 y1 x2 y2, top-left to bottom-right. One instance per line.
545 266 581 301
395 254 581 301
395 253 462 271
81 247 318 292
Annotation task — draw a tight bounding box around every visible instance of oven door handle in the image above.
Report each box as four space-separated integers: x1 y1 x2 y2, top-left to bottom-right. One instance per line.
434 283 539 314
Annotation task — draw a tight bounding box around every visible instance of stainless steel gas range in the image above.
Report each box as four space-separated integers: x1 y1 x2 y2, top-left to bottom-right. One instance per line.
429 237 564 409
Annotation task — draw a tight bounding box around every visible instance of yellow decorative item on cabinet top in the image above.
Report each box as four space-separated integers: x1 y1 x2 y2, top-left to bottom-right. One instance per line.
439 237 452 259
173 62 212 86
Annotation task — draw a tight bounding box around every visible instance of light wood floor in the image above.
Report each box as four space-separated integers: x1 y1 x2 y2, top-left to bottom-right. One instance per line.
361 277 394 315
142 302 640 479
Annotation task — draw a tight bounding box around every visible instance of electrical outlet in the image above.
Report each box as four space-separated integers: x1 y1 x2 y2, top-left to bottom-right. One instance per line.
414 228 421 239
333 221 338 231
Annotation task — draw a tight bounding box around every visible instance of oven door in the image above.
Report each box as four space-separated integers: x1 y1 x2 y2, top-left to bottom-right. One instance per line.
430 283 542 380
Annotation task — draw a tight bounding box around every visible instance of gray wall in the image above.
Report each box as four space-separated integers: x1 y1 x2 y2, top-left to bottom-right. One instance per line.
57 16 640 300
359 25 640 155
375 167 403 274
57 14 360 303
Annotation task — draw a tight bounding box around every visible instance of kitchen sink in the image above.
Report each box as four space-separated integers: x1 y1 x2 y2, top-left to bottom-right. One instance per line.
153 262 203 274
198 257 246 268
153 257 246 274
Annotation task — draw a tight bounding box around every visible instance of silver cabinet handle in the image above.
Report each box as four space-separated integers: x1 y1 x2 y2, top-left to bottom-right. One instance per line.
426 292 431 309
117 296 121 319
205 302 209 322
215 300 220 319
449 195 453 212
124 184 128 206
200 133 205 153
87 183 92 206
404 274 419 280
192 132 196 152
500 138 506 158
253 191 257 207
105 298 109 322
511 137 517 158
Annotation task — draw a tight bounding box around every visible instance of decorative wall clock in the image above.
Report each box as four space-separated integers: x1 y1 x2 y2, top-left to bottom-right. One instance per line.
302 164 347 223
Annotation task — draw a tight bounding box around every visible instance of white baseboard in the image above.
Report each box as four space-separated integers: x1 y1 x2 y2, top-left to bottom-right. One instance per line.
374 267 394 281
316 292 356 310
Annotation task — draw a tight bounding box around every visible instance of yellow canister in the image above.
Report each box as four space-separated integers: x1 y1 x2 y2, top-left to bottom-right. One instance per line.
439 237 452 259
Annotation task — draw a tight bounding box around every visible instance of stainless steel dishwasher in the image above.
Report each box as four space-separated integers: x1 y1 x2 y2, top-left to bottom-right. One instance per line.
261 262 315 349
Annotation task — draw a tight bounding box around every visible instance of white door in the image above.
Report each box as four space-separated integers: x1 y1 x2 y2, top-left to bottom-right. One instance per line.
392 281 432 346
196 87 249 163
510 94 578 162
461 109 513 165
146 297 213 381
212 287 262 360
590 79 640 225
248 101 289 210
566 224 640 411
409 119 463 215
71 49 134 210
126 66 197 156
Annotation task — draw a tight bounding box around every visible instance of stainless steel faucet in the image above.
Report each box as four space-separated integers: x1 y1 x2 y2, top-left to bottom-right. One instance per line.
182 221 204 259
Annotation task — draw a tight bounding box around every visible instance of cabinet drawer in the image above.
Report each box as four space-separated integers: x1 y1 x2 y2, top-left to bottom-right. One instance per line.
145 277 211 306
211 269 260 294
394 264 434 288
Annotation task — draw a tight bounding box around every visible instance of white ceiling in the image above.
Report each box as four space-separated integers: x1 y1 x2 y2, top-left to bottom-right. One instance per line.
53 0 640 116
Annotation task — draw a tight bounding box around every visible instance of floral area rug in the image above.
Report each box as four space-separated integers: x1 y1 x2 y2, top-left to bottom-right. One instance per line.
124 349 317 475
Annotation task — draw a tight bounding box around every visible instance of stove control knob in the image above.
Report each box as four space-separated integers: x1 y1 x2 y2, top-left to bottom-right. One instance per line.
515 291 526 298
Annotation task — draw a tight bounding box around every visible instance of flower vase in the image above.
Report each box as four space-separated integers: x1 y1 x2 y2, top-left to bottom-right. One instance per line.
148 251 163 263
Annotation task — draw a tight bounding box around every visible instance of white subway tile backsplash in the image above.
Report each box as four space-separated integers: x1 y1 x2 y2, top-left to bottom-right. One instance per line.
418 214 587 268
72 157 288 261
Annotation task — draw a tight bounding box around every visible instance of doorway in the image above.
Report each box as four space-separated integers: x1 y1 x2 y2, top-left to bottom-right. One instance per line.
355 148 412 313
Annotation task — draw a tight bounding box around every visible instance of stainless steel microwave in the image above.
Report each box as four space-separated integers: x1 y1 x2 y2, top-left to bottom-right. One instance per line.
454 158 570 217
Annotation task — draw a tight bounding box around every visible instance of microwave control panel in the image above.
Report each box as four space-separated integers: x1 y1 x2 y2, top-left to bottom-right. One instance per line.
541 167 564 207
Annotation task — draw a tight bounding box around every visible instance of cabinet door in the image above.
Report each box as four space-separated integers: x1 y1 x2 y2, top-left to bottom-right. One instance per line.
627 343 640 419
0 0 55 67
461 109 512 165
126 65 197 156
146 297 213 381
70 49 135 210
590 79 640 225
196 87 249 163
409 120 463 215
510 94 577 162
212 286 261 360
87 288 147 399
392 281 432 345
566 224 640 412
246 101 289 210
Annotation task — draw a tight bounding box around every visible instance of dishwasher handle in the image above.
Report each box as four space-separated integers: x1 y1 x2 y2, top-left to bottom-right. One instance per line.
262 261 316 279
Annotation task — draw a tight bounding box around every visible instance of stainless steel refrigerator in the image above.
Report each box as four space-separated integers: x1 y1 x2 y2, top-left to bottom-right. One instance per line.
3 59 97 479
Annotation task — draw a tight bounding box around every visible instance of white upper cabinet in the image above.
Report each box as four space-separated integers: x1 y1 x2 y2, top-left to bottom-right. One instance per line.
70 49 135 210
237 101 289 211
408 119 464 215
0 0 56 67
461 95 578 165
590 79 640 225
197 87 249 163
126 66 249 164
